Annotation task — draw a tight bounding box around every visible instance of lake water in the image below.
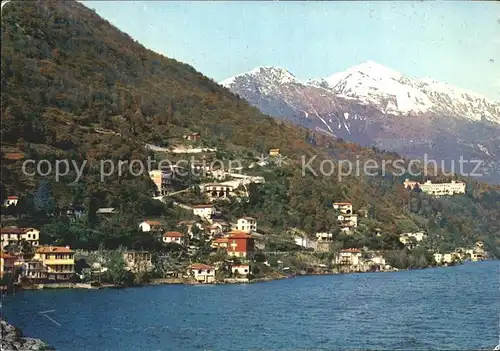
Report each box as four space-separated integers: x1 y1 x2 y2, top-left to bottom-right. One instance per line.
2 261 499 350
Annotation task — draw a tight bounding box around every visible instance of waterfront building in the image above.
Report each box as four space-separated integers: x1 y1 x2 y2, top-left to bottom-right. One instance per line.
231 264 250 276
188 263 216 283
34 246 75 281
123 251 153 273
335 249 362 268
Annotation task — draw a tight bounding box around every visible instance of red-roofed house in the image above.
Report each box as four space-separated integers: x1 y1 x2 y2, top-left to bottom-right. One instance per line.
35 246 75 281
3 196 19 207
335 248 362 267
163 231 185 245
226 231 255 259
188 263 216 283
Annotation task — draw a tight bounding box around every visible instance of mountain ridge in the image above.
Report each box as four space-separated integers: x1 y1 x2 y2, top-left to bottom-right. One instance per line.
221 61 500 184
221 61 500 123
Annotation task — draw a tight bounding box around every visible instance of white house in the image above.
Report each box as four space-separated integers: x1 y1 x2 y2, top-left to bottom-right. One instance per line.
434 253 455 264
231 264 250 276
188 263 216 283
400 232 427 246
163 231 185 245
138 220 163 232
3 196 19 207
192 204 216 220
236 217 257 233
316 232 333 241
333 202 353 214
294 236 311 248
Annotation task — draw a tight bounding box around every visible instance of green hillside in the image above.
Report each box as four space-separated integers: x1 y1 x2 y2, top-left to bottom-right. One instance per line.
1 1 499 256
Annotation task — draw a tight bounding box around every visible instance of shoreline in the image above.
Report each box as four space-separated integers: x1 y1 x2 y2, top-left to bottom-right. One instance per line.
6 260 480 293
0 320 54 351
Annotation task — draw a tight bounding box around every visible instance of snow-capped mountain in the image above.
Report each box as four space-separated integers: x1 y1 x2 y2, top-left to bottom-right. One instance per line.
223 61 500 124
221 61 500 184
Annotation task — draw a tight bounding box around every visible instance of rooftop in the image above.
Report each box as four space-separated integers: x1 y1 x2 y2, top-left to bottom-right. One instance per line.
341 248 361 253
144 220 161 226
163 231 184 238
0 227 26 234
192 204 215 208
36 246 74 254
189 263 214 270
96 208 116 214
0 252 18 259
228 231 254 239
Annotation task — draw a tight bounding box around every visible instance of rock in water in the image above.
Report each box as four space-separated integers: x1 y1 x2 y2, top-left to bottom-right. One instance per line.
1 320 54 350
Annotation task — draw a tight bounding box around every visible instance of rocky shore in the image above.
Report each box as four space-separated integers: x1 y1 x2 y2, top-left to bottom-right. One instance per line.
1 320 54 351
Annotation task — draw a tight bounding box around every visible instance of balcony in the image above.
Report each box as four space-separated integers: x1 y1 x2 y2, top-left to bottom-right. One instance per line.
44 259 75 265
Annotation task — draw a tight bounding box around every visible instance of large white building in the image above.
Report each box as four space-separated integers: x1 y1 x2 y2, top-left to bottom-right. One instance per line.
403 179 466 196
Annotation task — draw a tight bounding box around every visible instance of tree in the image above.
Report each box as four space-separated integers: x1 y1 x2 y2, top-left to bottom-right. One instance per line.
102 248 134 286
34 180 55 216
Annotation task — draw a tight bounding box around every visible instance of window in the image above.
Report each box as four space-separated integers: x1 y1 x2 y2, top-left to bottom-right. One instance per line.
207 270 211 274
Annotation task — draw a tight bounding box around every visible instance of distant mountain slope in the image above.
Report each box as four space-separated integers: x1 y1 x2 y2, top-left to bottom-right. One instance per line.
222 63 500 184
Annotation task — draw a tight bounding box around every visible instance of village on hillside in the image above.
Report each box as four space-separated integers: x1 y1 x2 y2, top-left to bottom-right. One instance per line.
0 133 489 290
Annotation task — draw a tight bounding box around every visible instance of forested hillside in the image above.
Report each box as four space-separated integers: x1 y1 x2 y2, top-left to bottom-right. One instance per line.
1 1 499 256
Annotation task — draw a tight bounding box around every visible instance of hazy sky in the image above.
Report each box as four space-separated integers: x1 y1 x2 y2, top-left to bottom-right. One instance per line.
82 1 500 101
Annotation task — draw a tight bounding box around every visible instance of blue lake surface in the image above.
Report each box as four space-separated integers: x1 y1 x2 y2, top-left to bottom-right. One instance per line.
2 260 499 350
